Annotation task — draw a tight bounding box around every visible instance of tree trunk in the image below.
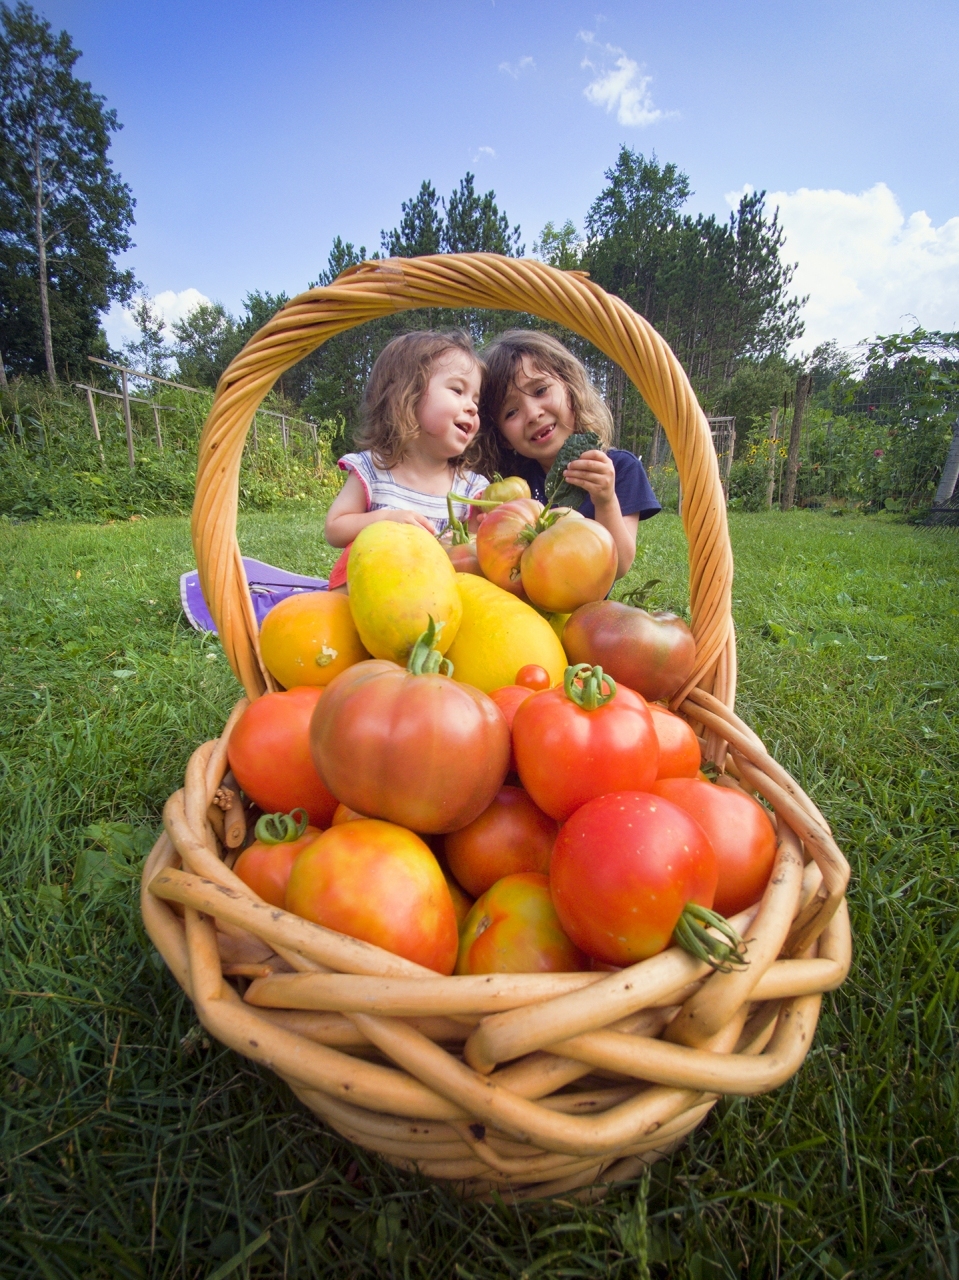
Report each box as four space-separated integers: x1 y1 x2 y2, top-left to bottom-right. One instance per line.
33 142 56 385
765 407 780 508
0 355 7 388
933 416 959 505
781 373 812 512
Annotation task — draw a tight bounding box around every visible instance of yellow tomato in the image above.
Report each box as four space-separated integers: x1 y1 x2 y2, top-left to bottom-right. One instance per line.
259 591 368 689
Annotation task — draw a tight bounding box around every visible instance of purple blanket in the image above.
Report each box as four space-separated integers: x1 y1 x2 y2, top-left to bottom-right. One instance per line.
180 558 329 634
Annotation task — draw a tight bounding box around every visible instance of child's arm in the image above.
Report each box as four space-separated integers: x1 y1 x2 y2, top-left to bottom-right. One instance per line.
563 450 638 577
325 471 436 547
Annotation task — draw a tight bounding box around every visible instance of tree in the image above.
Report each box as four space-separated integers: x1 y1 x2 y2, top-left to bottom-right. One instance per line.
534 220 581 270
122 294 170 378
0 3 136 382
381 182 441 258
171 301 239 388
443 173 523 255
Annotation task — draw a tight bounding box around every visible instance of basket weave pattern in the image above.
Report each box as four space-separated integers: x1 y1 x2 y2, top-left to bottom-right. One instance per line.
142 255 851 1197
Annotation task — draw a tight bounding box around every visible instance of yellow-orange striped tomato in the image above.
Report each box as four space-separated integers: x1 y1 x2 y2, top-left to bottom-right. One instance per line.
455 872 585 975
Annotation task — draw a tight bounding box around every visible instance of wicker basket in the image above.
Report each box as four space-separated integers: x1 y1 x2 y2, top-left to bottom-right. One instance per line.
141 254 851 1200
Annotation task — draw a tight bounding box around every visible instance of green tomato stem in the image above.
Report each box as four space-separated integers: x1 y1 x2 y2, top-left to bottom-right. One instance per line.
563 663 616 710
673 903 748 972
254 808 309 845
407 616 454 677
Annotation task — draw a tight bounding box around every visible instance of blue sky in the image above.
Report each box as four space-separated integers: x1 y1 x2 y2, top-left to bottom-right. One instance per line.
37 0 959 352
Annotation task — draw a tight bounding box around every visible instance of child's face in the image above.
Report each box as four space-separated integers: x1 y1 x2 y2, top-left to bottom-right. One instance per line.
415 350 482 460
496 356 575 467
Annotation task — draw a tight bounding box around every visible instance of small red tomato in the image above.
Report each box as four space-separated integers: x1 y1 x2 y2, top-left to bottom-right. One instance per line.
456 872 586 974
286 819 459 973
444 785 558 897
227 686 338 828
515 664 551 691
233 810 320 908
550 790 717 966
512 665 659 821
648 703 702 779
651 778 777 916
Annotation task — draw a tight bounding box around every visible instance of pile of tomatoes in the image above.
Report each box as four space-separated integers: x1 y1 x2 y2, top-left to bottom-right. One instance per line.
227 626 778 978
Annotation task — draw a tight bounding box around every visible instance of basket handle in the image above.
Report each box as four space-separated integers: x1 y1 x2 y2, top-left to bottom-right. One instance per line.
191 255 735 734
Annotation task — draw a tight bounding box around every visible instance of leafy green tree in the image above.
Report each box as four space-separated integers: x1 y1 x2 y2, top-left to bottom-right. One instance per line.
0 2 135 382
534 220 582 270
122 294 170 378
442 172 523 255
171 301 239 388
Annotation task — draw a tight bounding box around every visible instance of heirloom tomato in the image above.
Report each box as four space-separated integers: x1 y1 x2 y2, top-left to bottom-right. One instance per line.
520 512 617 613
563 600 697 703
651 778 777 916
481 474 532 503
550 791 719 966
515 664 551 691
456 872 585 975
445 538 483 576
227 686 338 828
286 819 458 973
475 498 542 597
648 703 702 779
258 590 369 689
512 665 659 821
310 621 510 834
444 785 558 897
233 809 319 909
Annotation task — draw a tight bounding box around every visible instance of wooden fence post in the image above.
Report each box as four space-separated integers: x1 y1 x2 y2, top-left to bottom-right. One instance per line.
252 414 258 451
281 414 288 450
152 404 163 451
781 373 812 512
121 369 135 469
84 386 105 465
765 406 780 508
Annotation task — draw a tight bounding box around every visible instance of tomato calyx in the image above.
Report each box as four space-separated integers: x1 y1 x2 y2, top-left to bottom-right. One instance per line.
673 902 748 972
253 807 309 845
407 616 454 677
563 663 616 711
517 506 571 547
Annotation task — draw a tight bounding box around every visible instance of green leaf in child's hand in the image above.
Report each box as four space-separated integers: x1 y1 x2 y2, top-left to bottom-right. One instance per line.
544 431 603 508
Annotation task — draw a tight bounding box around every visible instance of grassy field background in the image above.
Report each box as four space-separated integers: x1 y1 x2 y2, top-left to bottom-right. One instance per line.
1 507 957 1279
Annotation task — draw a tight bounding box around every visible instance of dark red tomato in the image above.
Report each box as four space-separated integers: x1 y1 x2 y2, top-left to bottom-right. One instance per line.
456 872 585 975
648 703 702 779
515 664 551 691
651 778 777 916
563 600 697 703
227 687 338 828
489 684 536 773
233 819 321 909
550 790 717 966
475 498 543 597
512 665 659 822
310 648 510 835
444 785 559 897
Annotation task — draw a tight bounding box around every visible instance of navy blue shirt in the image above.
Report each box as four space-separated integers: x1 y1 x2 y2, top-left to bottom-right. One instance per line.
502 448 662 521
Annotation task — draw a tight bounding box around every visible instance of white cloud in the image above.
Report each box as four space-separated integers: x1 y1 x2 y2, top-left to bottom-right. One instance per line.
102 287 212 350
473 145 496 162
579 31 674 128
726 183 959 350
499 55 535 78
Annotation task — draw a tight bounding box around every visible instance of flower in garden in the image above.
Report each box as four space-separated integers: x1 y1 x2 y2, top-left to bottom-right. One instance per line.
874 449 885 457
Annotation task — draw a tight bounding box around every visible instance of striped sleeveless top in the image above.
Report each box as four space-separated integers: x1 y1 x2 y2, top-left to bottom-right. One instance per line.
337 451 488 533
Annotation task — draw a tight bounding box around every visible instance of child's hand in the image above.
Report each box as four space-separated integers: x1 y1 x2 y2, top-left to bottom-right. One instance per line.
564 449 617 507
374 508 437 534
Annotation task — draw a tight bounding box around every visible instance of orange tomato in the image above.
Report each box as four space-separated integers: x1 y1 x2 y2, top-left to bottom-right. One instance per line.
259 591 369 689
332 802 367 825
488 684 536 773
520 513 617 613
285 819 459 973
648 703 702 779
456 872 586 974
651 778 777 917
444 785 558 897
233 818 321 908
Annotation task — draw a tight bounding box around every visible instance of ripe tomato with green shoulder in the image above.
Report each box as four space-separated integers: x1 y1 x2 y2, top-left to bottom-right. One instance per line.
233 809 320 908
481 474 532 503
444 785 558 897
310 620 510 834
227 686 338 828
512 665 659 822
285 818 459 973
475 498 543 597
520 510 618 613
648 703 702 779
550 790 745 969
651 777 777 916
456 872 585 975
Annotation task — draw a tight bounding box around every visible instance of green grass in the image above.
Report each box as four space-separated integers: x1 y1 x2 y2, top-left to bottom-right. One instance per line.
1 507 957 1279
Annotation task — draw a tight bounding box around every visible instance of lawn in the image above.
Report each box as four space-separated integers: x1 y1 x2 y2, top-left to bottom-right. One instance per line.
1 507 957 1279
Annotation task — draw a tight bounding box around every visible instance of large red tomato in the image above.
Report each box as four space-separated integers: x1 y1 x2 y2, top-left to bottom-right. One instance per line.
310 625 510 834
475 498 542 597
444 785 558 897
563 600 697 703
651 778 777 916
512 665 659 821
520 512 617 613
227 686 338 827
456 872 585 974
550 791 718 966
233 810 320 908
648 703 702 779
285 819 459 973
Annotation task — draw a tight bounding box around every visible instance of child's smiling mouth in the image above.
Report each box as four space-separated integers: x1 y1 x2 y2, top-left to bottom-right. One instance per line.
529 423 556 444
